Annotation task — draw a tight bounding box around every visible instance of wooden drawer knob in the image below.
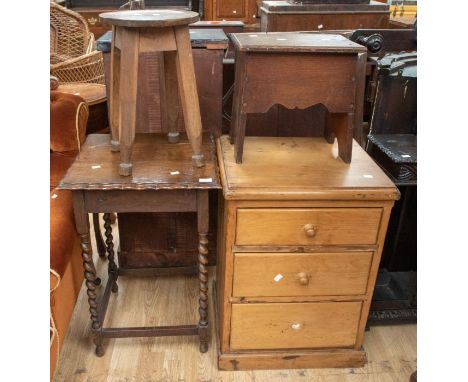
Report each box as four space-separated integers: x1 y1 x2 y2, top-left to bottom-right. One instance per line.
291 323 303 330
297 272 309 286
303 224 317 238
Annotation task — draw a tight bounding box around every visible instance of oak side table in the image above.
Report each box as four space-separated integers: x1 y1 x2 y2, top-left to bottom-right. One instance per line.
215 135 399 370
229 32 367 164
59 133 220 356
100 9 205 176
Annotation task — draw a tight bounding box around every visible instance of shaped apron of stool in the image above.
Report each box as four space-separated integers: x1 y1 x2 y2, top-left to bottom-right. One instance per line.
228 32 367 164
100 9 205 176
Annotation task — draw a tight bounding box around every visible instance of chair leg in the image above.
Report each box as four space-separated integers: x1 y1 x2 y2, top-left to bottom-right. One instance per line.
174 25 204 168
92 213 106 258
118 28 139 176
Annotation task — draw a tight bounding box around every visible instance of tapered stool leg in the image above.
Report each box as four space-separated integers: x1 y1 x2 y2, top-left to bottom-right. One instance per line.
174 25 205 168
109 25 121 153
197 191 209 353
118 28 140 176
163 50 181 144
230 53 248 163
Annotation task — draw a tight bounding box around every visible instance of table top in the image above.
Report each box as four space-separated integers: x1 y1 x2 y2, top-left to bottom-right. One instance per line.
217 135 399 201
231 32 366 53
261 0 388 12
59 134 220 191
99 9 199 28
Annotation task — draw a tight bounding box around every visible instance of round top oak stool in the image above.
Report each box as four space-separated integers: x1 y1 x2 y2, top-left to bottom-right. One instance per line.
100 10 205 176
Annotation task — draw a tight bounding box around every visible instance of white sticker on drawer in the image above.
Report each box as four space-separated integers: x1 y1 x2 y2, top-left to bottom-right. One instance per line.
274 274 283 282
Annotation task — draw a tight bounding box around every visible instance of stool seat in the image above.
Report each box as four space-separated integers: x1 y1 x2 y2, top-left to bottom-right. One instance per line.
231 32 362 52
99 9 199 28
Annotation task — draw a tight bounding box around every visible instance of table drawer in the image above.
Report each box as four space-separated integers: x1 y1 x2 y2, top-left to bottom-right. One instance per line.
230 302 362 350
233 252 373 297
236 208 382 246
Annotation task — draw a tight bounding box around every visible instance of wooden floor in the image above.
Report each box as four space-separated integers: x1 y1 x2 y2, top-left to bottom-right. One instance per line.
54 217 416 382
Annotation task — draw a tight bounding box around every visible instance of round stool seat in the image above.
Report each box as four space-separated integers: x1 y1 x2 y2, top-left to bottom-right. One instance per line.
99 9 199 28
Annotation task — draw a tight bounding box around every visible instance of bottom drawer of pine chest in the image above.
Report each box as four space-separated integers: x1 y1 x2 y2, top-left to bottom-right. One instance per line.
230 301 362 351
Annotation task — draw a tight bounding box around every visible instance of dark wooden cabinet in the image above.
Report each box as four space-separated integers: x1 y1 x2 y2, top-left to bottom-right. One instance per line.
66 0 200 38
365 52 417 325
260 1 390 32
204 0 258 24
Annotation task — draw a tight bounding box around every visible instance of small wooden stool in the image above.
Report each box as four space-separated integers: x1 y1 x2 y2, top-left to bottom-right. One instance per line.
100 10 205 176
229 32 367 164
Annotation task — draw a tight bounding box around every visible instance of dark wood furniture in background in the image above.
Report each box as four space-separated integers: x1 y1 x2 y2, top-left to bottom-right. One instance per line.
65 0 201 38
100 9 206 175
260 1 389 32
215 135 399 370
203 0 258 25
59 134 221 356
366 51 417 325
229 32 367 163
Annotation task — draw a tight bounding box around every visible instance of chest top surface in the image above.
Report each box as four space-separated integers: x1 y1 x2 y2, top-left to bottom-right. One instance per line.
261 0 389 12
59 134 220 191
231 32 366 53
188 28 229 48
99 9 199 28
217 135 399 201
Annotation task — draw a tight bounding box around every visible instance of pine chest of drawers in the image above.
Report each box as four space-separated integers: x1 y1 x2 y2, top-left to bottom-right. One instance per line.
215 136 399 370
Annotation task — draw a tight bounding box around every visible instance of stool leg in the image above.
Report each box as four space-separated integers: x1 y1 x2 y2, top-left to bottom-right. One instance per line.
230 53 247 163
118 29 140 176
109 26 121 152
72 192 104 357
174 26 204 168
325 112 353 163
163 50 181 144
103 213 119 293
197 191 209 353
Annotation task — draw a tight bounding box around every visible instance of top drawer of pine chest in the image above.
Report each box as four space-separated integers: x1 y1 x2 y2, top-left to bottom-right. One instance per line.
236 208 382 246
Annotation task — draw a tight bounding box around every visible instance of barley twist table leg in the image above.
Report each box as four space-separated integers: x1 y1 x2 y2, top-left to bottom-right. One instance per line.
103 213 118 293
80 232 104 357
198 232 209 353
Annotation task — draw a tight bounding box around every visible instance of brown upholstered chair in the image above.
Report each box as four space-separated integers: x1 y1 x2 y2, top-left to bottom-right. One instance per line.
50 90 106 379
